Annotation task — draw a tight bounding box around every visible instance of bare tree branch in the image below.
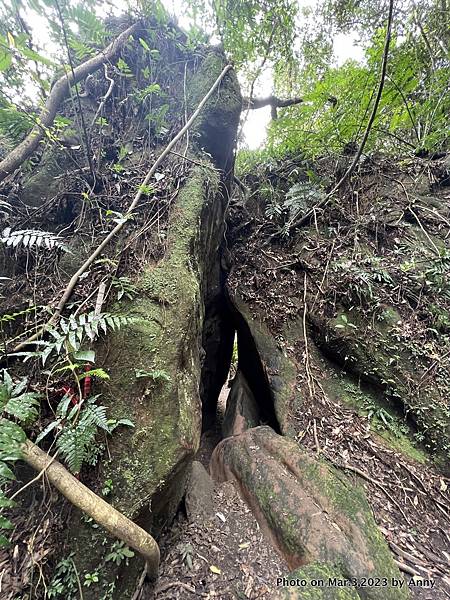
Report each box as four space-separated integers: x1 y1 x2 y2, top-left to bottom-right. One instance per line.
243 95 303 119
11 63 233 353
290 0 395 231
0 22 140 183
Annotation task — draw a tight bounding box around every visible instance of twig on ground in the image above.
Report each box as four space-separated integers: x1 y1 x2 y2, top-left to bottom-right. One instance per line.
340 462 411 525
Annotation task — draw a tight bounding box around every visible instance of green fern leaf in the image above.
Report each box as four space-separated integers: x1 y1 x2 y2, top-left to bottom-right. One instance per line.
1 228 66 250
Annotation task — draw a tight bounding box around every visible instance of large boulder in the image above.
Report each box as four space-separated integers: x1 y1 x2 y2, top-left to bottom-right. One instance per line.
64 48 241 598
228 290 299 434
211 426 409 600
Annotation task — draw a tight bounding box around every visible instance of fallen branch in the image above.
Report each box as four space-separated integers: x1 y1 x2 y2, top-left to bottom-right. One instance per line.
341 462 411 525
243 95 303 110
21 439 160 579
394 559 427 578
11 63 233 352
0 22 140 182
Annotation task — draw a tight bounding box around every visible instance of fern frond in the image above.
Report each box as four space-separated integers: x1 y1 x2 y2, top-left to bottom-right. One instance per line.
3 393 39 423
1 228 66 250
0 305 38 324
0 372 40 424
14 312 136 365
57 421 97 474
82 402 110 431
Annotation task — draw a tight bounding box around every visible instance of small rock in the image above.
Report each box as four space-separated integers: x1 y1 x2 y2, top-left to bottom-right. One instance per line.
185 461 214 522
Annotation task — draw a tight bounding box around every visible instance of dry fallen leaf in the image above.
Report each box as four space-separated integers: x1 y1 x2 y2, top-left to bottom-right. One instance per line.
209 565 222 575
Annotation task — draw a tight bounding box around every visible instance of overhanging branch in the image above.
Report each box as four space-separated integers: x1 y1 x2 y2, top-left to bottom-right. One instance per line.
243 95 303 119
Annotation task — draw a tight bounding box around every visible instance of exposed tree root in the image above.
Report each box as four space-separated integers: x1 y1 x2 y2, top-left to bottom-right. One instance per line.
21 439 160 580
0 22 140 182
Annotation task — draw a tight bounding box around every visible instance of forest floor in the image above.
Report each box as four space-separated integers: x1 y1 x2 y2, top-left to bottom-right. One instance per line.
148 385 449 600
146 386 288 600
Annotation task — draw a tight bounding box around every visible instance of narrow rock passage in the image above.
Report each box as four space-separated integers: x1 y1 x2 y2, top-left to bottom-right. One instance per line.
149 381 288 599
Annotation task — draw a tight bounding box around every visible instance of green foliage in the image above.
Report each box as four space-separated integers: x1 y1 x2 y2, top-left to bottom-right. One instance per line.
0 105 35 143
265 181 326 237
187 0 297 71
110 276 137 301
15 312 136 365
105 540 134 565
55 397 109 473
101 477 113 497
0 372 40 423
0 371 40 546
38 393 134 474
84 571 99 587
134 368 171 382
268 1 450 158
135 82 161 101
47 554 78 599
0 305 38 325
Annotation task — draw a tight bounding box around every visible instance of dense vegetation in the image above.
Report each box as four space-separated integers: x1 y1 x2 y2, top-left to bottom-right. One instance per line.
0 0 449 598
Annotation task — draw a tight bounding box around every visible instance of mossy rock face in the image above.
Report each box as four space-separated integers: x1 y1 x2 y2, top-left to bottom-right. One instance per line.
309 309 450 463
189 48 242 171
68 165 225 599
211 426 409 600
100 166 220 519
276 562 360 599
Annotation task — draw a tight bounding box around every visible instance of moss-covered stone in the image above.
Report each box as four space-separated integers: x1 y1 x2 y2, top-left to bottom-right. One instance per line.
101 166 220 517
188 48 242 170
211 426 410 600
229 291 300 434
67 165 226 598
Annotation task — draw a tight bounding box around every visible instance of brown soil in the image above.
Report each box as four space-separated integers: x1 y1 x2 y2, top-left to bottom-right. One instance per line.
145 404 287 600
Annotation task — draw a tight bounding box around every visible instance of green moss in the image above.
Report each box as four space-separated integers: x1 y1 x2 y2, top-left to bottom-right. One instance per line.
292 452 409 599
188 49 242 166
233 294 300 433
104 168 219 509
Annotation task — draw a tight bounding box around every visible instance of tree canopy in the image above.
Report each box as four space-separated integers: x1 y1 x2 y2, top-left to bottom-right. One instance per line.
0 0 449 161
